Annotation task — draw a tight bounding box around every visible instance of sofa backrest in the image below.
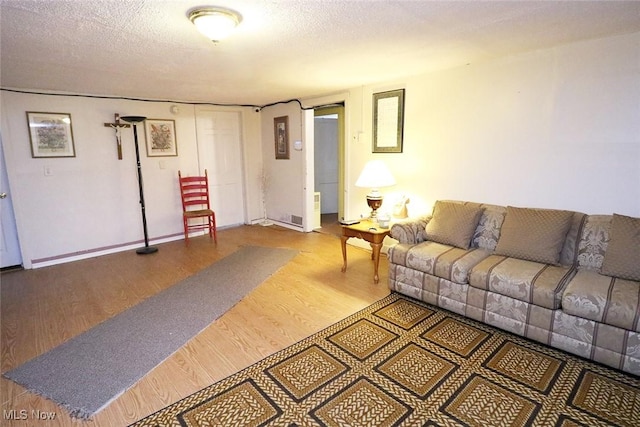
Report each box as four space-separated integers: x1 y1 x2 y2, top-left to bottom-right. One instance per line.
575 214 613 271
470 203 506 252
560 212 588 266
462 201 586 266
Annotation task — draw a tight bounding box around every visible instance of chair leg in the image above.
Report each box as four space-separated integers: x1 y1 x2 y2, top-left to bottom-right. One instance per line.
183 215 216 244
211 213 217 243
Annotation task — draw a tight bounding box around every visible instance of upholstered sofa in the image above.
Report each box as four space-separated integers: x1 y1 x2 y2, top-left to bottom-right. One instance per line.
387 200 640 376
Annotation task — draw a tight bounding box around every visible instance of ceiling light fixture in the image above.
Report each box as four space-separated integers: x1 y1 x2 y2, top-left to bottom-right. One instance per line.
188 7 242 42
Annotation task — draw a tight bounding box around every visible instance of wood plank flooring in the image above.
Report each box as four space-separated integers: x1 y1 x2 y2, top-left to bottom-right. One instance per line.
1 225 390 426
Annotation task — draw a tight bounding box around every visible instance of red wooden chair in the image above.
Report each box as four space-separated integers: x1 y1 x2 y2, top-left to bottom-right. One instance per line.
178 170 217 243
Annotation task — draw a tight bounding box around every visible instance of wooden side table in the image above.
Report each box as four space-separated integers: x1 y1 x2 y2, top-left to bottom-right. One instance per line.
341 220 391 284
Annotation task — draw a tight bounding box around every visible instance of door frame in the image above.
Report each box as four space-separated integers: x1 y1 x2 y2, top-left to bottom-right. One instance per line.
302 104 345 232
0 134 23 268
313 106 345 220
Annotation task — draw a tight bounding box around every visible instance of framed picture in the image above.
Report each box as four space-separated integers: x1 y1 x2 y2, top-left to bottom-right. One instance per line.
144 119 178 157
26 112 76 158
372 89 405 153
274 116 289 159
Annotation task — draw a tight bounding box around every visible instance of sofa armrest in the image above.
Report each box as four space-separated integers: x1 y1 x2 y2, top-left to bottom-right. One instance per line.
390 215 431 244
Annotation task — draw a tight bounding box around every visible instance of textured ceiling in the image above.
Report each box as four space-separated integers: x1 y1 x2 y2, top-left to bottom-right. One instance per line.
1 0 640 106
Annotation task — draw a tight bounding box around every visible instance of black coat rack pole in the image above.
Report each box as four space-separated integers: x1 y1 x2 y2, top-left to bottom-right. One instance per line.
121 116 158 255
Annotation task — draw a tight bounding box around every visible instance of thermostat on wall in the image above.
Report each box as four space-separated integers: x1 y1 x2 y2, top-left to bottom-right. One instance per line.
294 140 302 151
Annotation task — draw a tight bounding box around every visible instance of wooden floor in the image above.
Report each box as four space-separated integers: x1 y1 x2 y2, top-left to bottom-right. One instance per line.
318 213 343 237
1 224 390 426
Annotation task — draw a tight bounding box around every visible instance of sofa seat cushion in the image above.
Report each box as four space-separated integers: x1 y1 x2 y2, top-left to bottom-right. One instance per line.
469 255 575 310
395 241 490 285
562 269 640 332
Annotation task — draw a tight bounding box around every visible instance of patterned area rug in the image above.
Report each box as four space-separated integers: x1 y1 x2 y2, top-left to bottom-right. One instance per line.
131 293 640 427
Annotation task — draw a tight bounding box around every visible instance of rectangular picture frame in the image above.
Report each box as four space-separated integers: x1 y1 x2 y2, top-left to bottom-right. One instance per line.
274 116 290 159
26 111 76 158
144 119 178 157
372 89 405 153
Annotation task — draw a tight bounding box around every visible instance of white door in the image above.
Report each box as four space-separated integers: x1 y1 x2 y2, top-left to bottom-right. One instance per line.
196 110 246 227
0 136 23 268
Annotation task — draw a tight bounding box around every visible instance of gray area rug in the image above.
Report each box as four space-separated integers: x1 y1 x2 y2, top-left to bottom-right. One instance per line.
4 245 298 419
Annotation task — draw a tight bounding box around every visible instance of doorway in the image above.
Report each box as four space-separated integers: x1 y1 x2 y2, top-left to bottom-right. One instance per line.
313 106 344 235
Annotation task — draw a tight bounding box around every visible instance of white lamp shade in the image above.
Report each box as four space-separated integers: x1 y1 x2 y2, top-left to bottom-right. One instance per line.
355 160 396 190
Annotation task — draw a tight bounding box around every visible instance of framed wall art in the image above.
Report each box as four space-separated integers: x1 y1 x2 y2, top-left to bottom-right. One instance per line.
372 89 405 153
274 116 289 159
144 119 178 157
26 112 76 158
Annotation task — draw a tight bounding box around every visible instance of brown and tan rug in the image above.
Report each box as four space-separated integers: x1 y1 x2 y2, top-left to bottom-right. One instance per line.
131 293 640 427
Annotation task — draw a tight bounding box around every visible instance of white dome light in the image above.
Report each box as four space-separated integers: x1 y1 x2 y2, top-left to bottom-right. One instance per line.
189 7 242 42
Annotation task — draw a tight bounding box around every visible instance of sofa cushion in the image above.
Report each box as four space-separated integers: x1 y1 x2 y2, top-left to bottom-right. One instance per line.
494 206 573 265
469 255 575 310
601 213 640 281
388 243 414 266
400 241 491 285
425 201 483 249
562 269 640 332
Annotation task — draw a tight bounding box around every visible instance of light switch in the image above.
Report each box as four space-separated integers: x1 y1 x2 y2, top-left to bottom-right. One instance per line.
44 166 52 176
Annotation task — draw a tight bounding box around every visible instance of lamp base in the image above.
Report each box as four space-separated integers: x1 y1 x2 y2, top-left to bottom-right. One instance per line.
136 246 158 255
366 195 383 220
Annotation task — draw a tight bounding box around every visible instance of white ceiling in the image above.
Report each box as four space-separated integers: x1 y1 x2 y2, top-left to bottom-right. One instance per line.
2 1 640 107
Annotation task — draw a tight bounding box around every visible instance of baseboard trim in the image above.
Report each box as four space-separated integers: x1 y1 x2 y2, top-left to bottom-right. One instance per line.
30 233 185 269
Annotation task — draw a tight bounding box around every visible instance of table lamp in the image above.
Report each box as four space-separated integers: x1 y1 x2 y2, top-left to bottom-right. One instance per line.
355 160 396 220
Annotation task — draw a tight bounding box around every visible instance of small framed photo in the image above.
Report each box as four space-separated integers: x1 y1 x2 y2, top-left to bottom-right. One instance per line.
144 119 178 157
373 89 405 153
26 112 76 158
274 116 289 160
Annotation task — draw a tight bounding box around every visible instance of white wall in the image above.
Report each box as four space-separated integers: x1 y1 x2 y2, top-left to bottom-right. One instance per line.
329 32 640 220
260 103 306 228
0 92 261 268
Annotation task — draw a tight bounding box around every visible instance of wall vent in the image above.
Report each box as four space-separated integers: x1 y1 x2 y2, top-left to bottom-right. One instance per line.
291 215 303 226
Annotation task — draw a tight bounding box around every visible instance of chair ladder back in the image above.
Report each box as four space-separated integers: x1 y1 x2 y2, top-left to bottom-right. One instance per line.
178 169 217 244
179 170 211 212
